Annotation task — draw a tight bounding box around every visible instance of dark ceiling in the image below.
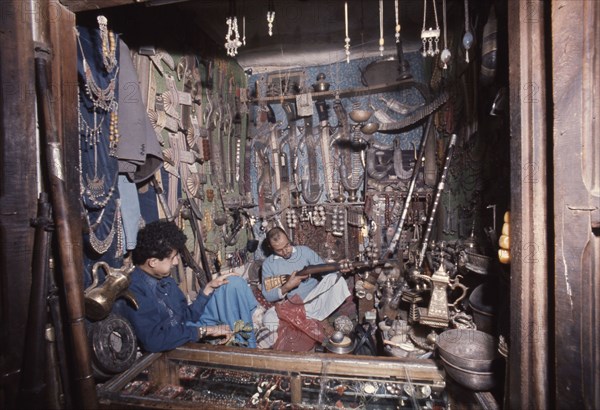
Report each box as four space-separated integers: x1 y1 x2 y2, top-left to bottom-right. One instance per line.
176 0 431 70
70 0 489 73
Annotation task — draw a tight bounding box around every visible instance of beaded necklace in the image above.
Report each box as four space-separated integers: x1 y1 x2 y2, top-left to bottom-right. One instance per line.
97 15 118 73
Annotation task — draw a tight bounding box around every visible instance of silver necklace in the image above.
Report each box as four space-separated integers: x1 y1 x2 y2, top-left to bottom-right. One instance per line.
421 0 441 57
86 199 122 255
76 30 119 112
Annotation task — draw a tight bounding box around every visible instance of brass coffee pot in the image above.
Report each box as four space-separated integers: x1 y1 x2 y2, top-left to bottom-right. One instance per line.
413 263 467 328
84 261 138 321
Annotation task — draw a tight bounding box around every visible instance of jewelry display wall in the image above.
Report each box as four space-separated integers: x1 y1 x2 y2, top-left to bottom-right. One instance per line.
77 23 123 264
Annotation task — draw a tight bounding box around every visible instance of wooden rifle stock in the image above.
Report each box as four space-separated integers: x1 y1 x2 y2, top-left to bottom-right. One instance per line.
18 193 52 405
35 52 98 408
263 260 386 292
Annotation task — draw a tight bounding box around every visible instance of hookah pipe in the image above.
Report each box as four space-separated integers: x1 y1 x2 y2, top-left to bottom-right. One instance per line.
417 134 458 267
382 115 434 259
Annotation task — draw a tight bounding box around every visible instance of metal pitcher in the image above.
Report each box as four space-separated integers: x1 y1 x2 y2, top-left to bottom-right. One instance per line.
84 261 138 321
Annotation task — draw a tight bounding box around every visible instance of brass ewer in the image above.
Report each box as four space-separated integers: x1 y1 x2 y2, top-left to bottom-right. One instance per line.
84 260 138 321
414 263 467 328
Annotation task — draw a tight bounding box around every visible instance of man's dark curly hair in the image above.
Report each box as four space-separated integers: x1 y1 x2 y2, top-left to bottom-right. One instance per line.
132 220 187 265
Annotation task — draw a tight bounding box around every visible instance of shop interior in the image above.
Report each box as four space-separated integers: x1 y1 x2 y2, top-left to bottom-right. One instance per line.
1 0 597 409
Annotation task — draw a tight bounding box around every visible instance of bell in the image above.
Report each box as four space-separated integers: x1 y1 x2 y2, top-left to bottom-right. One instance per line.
84 261 138 321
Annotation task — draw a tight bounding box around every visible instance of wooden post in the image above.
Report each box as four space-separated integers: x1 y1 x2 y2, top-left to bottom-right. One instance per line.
551 1 600 408
0 1 40 408
507 1 549 408
290 373 302 404
148 355 179 387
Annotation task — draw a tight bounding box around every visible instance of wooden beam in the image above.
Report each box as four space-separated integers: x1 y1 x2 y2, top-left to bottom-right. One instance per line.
166 344 445 384
507 1 549 408
60 0 148 13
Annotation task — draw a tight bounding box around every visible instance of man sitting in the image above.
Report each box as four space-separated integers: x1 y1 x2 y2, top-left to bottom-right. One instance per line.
120 220 258 352
260 227 352 349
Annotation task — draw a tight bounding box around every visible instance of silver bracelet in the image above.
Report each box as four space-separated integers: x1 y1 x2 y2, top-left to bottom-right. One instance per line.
198 326 207 339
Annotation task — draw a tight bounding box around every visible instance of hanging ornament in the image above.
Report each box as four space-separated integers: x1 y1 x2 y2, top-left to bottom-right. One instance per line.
344 1 351 63
242 15 246 46
267 1 275 36
440 0 451 69
225 16 242 56
394 0 401 43
97 15 117 73
421 0 441 57
378 0 384 56
462 0 473 63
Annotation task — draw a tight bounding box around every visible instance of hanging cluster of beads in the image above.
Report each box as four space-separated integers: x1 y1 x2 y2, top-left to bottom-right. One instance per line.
97 15 117 73
285 209 298 229
299 206 311 222
421 0 441 57
312 205 326 227
109 111 120 156
225 16 242 56
331 207 345 237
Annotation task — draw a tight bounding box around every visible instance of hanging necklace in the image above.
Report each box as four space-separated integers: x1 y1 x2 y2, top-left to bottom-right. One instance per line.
378 0 384 56
267 0 275 36
344 1 350 63
76 30 119 112
421 0 441 57
86 198 122 254
78 102 106 148
462 0 473 63
97 15 117 73
242 15 246 46
440 0 451 69
225 16 242 56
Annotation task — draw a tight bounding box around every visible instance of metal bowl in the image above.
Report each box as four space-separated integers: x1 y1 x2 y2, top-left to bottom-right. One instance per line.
360 122 379 135
464 250 491 275
440 356 498 391
325 335 355 354
349 109 373 123
436 329 499 372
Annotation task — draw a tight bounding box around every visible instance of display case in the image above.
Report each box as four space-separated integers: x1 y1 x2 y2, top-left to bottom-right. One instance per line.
98 343 446 409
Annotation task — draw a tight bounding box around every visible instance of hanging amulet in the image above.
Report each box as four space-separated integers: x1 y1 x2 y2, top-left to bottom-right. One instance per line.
440 49 452 69
462 31 474 63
